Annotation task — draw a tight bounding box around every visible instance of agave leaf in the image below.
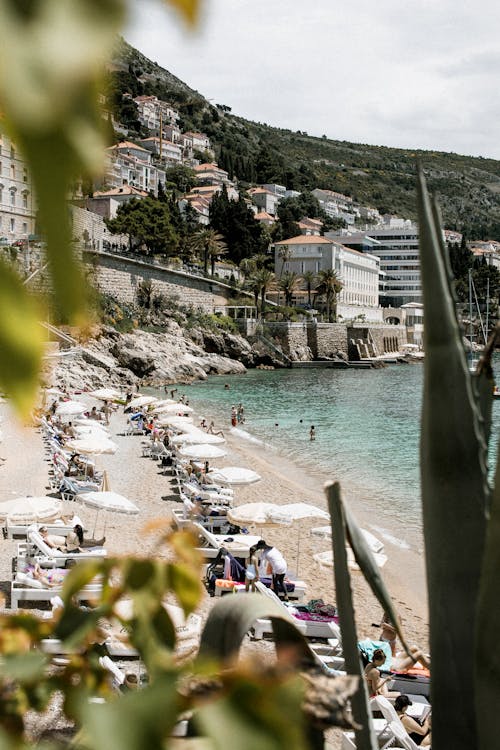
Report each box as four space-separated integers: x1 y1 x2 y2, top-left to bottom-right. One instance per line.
417 168 487 749
341 499 411 655
0 261 45 416
475 439 500 750
326 483 377 750
199 593 314 667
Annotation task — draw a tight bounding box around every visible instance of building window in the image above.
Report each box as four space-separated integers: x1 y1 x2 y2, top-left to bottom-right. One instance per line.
22 192 28 209
10 218 15 232
10 146 15 160
10 164 15 179
22 222 27 234
10 189 15 206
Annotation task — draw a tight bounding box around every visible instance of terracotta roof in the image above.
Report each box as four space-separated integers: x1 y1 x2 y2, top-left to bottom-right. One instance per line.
274 235 333 245
193 162 221 172
249 187 274 195
255 211 276 221
112 141 149 152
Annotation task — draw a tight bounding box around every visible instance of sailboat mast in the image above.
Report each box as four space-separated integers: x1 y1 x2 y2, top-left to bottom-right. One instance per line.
468 268 474 357
486 276 490 341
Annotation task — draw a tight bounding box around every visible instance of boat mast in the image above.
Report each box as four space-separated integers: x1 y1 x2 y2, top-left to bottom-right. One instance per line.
468 268 474 363
486 276 490 342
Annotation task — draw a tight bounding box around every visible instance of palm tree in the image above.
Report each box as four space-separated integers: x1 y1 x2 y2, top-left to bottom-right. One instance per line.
207 234 227 276
257 268 275 318
277 245 291 276
279 271 300 307
315 268 343 322
302 270 316 306
188 229 227 276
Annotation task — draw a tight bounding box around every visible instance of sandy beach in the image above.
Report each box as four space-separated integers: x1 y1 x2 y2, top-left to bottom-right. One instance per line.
0 393 429 652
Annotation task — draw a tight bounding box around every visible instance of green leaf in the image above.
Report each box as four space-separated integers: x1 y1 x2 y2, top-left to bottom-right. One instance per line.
417 168 487 749
196 672 307 750
0 260 45 415
80 676 181 750
476 439 500 748
168 562 203 617
0 0 124 323
0 652 46 682
326 483 377 750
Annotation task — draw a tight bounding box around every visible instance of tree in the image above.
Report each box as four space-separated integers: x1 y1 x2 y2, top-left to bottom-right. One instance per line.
257 267 275 318
164 164 197 195
209 186 268 264
315 268 343 322
188 229 227 276
302 270 316 306
105 197 179 256
279 271 300 307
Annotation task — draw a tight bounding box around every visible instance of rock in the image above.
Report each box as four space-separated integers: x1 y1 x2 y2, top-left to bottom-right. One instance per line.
111 344 155 377
80 348 115 371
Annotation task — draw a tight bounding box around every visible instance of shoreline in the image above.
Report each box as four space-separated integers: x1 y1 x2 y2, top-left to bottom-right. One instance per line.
0 387 429 654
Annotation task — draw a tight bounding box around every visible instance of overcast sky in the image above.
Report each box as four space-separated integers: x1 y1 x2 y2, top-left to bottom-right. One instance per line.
126 0 500 159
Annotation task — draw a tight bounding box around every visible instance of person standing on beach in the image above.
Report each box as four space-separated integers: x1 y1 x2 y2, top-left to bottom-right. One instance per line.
245 546 259 592
255 540 289 601
310 425 316 441
231 405 237 427
237 403 245 424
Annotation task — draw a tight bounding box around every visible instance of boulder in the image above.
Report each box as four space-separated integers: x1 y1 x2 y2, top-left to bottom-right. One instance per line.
111 344 155 377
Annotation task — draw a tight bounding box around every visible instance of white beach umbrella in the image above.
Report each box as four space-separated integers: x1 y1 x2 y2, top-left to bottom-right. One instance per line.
207 466 261 485
311 525 385 554
0 495 62 523
44 387 66 398
179 443 227 460
65 437 118 455
155 402 193 415
56 400 87 417
156 415 194 427
314 548 388 570
78 491 139 515
74 423 110 438
78 490 139 536
89 388 124 402
128 395 158 410
171 431 225 446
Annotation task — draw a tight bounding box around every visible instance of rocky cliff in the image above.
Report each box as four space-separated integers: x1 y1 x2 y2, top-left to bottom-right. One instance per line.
51 321 279 391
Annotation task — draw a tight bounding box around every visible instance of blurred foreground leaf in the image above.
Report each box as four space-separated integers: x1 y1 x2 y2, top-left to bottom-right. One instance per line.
0 261 44 415
163 0 200 25
0 0 124 323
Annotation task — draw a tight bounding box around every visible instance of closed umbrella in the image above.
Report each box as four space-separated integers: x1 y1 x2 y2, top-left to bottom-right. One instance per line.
207 467 261 485
179 444 227 460
0 495 62 523
56 400 87 417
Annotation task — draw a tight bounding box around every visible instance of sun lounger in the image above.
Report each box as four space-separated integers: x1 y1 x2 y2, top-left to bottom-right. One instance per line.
193 523 261 560
11 572 101 609
251 582 340 640
22 530 107 566
4 518 85 540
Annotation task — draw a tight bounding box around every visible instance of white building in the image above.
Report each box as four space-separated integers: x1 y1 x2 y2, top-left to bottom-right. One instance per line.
133 96 179 132
0 132 36 241
105 142 166 196
312 188 355 218
139 137 183 164
327 225 421 307
273 235 381 319
248 187 280 216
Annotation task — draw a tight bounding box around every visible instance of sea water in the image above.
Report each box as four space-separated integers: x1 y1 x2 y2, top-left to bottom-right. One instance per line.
174 360 500 551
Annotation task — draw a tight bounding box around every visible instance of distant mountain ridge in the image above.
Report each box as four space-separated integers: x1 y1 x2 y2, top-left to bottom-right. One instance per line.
114 37 500 240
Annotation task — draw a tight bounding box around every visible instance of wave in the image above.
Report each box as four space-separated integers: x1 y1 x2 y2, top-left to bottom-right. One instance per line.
229 427 264 446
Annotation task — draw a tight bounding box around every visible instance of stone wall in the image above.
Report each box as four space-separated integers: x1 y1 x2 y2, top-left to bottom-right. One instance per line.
70 205 128 252
347 324 407 360
83 250 233 312
315 323 349 358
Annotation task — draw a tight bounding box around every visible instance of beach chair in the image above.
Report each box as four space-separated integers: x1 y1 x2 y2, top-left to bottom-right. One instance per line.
192 523 262 560
251 582 337 640
11 571 101 609
4 518 86 540
23 530 107 566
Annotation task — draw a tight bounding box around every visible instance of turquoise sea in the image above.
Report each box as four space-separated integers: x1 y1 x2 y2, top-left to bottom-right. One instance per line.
173 360 500 550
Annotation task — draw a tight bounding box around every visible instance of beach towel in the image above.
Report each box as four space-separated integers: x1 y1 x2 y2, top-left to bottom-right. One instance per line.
358 639 392 669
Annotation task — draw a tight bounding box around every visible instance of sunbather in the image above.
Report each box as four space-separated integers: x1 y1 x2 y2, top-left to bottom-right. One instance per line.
364 648 400 698
395 695 432 746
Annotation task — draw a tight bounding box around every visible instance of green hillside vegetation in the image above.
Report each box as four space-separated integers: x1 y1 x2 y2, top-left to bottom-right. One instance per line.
109 38 500 241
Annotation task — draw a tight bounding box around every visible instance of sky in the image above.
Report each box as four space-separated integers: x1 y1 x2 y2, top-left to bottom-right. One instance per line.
126 0 500 159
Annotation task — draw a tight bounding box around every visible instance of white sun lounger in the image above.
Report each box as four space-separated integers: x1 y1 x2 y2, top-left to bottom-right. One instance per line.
251 582 339 640
21 530 107 566
11 574 101 609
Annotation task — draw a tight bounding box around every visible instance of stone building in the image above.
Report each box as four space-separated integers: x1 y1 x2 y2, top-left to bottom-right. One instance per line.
0 132 36 242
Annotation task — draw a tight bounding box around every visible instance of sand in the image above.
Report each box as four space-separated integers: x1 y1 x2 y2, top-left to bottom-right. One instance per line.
0 394 429 652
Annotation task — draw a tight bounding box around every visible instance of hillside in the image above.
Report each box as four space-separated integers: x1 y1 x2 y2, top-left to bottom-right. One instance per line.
112 38 500 240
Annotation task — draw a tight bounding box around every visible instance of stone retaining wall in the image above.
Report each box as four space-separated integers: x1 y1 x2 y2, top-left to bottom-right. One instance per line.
83 250 233 312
